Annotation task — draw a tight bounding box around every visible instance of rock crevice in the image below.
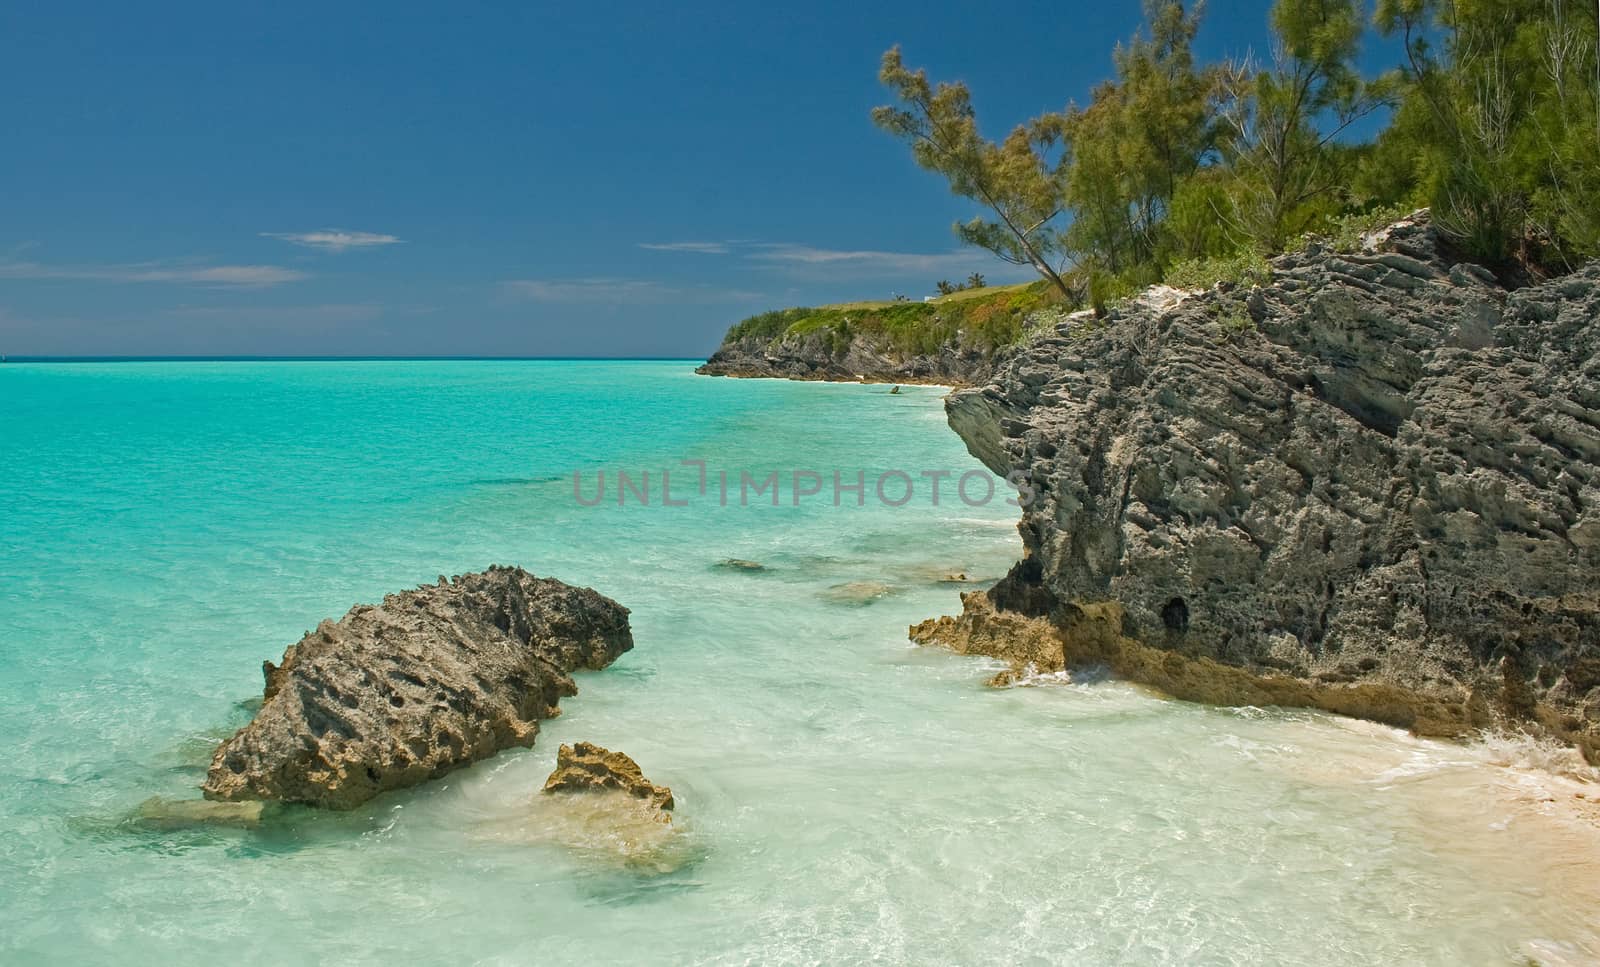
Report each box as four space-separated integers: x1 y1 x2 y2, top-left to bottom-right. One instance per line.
697 329 999 386
927 215 1600 760
204 566 633 809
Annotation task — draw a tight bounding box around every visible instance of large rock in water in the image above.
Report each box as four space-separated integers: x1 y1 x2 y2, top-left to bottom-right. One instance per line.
920 214 1600 761
203 566 633 809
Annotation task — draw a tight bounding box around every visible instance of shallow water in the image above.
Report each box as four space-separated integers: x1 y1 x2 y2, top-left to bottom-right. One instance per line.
1 360 1594 965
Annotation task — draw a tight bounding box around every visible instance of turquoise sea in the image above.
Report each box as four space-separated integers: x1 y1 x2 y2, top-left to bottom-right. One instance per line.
1 360 1595 965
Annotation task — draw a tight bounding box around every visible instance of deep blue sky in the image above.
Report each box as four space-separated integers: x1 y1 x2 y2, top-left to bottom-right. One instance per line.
0 1 1396 357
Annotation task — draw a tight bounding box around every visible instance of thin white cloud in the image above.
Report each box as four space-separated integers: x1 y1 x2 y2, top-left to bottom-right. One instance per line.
260 229 404 253
634 238 1013 279
746 244 981 274
636 241 731 255
0 259 307 287
502 278 763 305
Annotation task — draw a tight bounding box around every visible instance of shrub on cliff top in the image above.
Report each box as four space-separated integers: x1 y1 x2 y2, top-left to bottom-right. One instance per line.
719 281 1065 355
1164 251 1273 292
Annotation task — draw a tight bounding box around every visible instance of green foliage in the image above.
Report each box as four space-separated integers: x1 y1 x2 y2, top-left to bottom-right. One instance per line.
1165 250 1274 290
1165 169 1245 260
726 307 814 342
1079 260 1160 315
1376 0 1600 264
1211 299 1257 340
1316 202 1423 253
861 0 1597 340
1218 0 1393 252
720 282 1065 357
966 271 987 288
1062 2 1220 276
872 49 1075 297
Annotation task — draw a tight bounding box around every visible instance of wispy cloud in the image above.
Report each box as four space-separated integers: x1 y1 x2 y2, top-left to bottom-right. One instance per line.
0 259 307 287
636 241 731 255
746 244 983 274
260 229 404 252
633 237 1008 279
501 277 764 305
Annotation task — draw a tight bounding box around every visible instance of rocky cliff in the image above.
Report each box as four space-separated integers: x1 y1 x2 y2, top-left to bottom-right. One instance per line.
697 284 1061 386
914 215 1600 761
204 566 633 809
697 327 999 385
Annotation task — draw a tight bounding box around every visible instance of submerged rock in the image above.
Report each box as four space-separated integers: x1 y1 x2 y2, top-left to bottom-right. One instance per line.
822 581 898 606
502 742 688 873
204 566 633 809
543 742 674 815
714 558 768 573
131 796 272 830
927 212 1600 761
483 791 693 875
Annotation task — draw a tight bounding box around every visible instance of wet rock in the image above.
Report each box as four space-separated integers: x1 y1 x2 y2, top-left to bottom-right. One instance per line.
930 211 1600 760
131 796 271 830
507 742 687 873
905 564 981 586
822 581 898 606
204 566 633 809
542 742 674 815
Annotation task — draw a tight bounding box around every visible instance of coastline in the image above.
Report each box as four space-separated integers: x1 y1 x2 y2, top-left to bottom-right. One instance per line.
695 368 970 389
10 356 1599 961
694 215 1600 771
686 363 1600 906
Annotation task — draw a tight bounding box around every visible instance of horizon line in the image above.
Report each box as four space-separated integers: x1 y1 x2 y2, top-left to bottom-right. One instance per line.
0 354 710 364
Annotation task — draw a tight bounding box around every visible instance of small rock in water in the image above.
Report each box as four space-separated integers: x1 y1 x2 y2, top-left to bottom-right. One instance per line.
941 572 969 584
503 742 689 874
889 385 901 395
543 742 674 816
714 559 767 573
822 581 898 606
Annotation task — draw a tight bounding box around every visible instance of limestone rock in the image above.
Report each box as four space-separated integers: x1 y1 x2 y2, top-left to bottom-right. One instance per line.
931 213 1600 761
542 742 674 815
697 326 997 386
204 566 633 809
131 796 271 830
822 581 898 606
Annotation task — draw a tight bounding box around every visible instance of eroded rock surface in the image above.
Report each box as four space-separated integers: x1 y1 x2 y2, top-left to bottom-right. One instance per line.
542 742 674 815
697 328 997 386
511 742 687 873
928 215 1600 760
204 566 633 809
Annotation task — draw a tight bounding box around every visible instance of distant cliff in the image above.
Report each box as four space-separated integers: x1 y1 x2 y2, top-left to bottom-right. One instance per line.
912 214 1600 762
697 283 1062 386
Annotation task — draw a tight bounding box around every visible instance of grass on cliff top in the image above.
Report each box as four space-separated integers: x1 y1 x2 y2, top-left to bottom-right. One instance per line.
724 281 1060 355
